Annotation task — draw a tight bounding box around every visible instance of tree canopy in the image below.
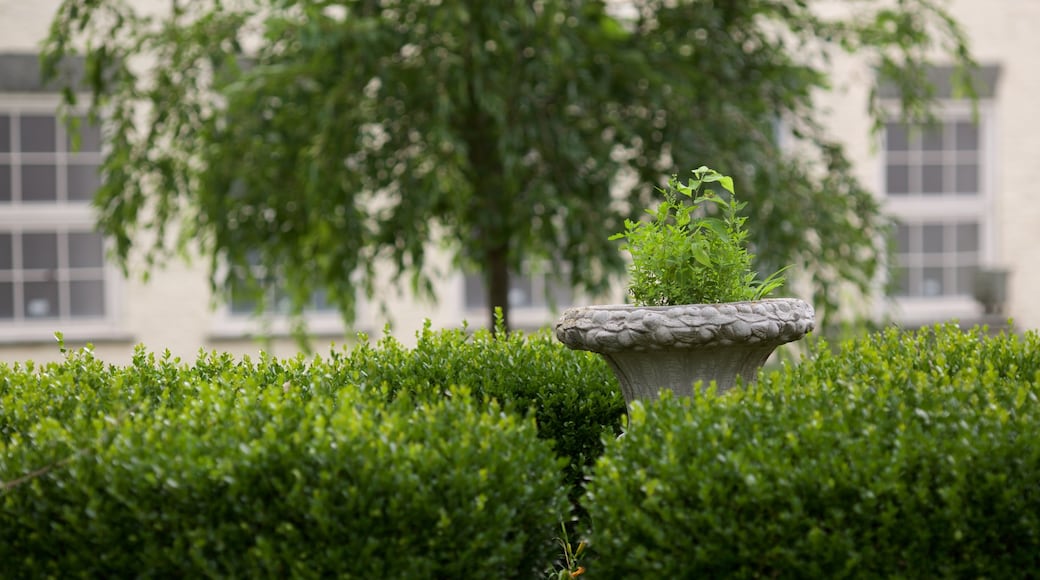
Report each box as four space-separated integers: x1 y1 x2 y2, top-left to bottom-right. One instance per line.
43 0 975 332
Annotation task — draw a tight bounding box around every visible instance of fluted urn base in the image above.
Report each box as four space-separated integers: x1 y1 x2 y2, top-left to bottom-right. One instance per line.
554 299 815 406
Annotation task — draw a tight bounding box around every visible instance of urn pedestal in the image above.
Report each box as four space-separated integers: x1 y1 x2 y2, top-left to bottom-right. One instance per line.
554 299 815 407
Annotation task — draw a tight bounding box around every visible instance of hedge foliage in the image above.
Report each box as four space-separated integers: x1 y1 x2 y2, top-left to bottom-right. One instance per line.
9 322 1040 577
339 321 625 494
0 323 624 494
0 324 622 577
588 324 1040 577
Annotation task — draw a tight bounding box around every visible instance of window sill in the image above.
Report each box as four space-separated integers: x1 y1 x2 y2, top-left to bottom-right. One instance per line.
207 314 361 342
0 323 135 346
888 295 985 327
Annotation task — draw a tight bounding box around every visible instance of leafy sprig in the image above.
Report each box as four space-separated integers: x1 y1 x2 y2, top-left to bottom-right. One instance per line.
610 166 787 306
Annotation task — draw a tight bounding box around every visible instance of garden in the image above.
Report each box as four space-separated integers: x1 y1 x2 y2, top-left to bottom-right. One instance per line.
4 168 1040 577
3 323 1040 577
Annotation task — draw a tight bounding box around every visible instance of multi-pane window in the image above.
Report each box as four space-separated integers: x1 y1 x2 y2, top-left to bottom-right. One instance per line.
885 120 980 197
227 253 337 316
0 230 106 320
893 221 979 298
884 113 986 300
0 112 102 203
0 105 110 326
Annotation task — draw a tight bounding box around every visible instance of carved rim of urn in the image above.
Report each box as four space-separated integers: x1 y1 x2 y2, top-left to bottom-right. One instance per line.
554 298 815 354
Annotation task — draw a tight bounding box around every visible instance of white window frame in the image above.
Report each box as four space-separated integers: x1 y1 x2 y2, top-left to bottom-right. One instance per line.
0 94 125 344
879 99 998 325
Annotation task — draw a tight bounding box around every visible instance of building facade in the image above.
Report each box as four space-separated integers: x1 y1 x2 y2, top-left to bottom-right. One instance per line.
0 0 1037 364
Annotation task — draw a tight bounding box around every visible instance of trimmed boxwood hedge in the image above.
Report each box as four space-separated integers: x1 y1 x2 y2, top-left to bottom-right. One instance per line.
0 322 625 494
10 322 1040 576
586 324 1040 577
1 324 623 576
174 323 624 499
0 343 569 577
336 322 626 496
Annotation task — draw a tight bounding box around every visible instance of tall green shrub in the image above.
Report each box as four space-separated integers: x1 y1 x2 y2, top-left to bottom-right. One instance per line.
586 325 1040 577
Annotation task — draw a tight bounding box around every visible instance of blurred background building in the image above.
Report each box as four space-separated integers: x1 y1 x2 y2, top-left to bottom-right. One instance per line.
0 0 1035 363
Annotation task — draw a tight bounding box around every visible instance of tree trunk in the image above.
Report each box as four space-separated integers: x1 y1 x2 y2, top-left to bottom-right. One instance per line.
487 245 510 333
460 10 510 333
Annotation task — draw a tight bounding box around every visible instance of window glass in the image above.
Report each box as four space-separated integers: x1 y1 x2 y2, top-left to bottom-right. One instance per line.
955 122 978 150
20 115 56 153
0 282 13 319
955 164 978 194
310 288 335 312
0 233 11 270
23 233 59 270
466 274 536 309
921 164 944 194
895 223 911 253
549 277 573 308
65 117 102 153
22 164 58 202
229 292 257 314
508 276 534 308
0 115 9 153
885 123 908 151
271 286 295 313
464 273 486 310
886 164 910 195
956 223 979 252
69 232 104 268
228 269 261 314
956 265 978 295
921 124 944 152
67 164 101 201
921 267 944 297
0 164 10 202
70 280 105 317
893 266 912 297
921 224 944 254
463 267 574 313
24 281 59 318
229 279 334 315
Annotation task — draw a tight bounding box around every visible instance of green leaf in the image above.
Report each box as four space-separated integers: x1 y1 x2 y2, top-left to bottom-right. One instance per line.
699 218 732 243
692 243 712 267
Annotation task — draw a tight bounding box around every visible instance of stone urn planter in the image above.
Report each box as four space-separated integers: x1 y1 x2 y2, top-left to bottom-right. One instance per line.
554 298 815 407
